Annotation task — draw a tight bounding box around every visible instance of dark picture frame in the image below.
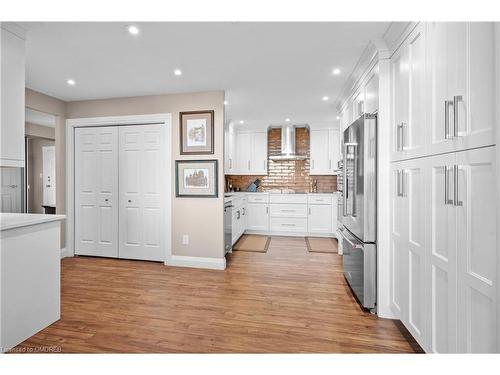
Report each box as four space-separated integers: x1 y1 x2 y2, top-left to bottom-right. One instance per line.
179 110 215 155
175 159 218 198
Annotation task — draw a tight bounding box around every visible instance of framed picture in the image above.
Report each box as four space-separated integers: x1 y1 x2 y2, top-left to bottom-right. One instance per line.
175 160 218 198
179 110 214 155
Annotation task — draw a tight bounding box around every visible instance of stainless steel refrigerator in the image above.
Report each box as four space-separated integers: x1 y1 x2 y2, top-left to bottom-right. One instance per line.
339 113 377 312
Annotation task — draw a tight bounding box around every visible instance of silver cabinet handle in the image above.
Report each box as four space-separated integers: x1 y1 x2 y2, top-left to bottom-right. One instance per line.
445 166 451 205
308 207 311 215
400 122 407 150
8 184 18 188
329 159 332 170
396 170 401 197
236 210 241 219
396 123 400 151
454 165 463 207
128 199 132 203
445 100 453 139
282 223 296 227
266 206 269 214
229 158 232 169
311 160 315 169
453 95 462 138
242 207 245 215
264 160 266 170
248 160 251 171
401 169 406 197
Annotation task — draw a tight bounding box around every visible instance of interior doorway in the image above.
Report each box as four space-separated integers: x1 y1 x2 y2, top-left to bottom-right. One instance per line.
25 108 57 214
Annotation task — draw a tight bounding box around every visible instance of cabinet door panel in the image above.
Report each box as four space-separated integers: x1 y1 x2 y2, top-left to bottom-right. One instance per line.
428 153 457 352
391 47 409 160
461 22 496 150
391 166 406 317
235 133 251 173
308 204 332 234
310 130 330 174
405 161 426 347
252 132 268 174
247 203 269 231
456 147 497 352
406 24 427 158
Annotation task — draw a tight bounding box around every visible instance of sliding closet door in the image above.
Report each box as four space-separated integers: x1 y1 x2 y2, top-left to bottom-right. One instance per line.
119 124 165 261
74 127 119 257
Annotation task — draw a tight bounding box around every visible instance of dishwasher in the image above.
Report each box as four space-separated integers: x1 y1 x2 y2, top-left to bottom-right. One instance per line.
224 201 233 254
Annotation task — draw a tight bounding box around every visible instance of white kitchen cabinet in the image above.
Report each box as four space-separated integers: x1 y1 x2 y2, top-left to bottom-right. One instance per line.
307 204 332 234
251 132 268 174
391 23 427 161
390 159 427 349
224 125 236 174
455 147 497 353
1 25 26 167
310 129 340 175
391 146 497 353
233 131 267 175
364 67 379 115
246 202 269 232
428 22 496 156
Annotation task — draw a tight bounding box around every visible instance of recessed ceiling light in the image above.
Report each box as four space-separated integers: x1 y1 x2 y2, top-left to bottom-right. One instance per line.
322 96 329 101
174 69 182 76
332 68 341 75
127 25 140 35
67 79 76 86
285 118 291 122
336 116 340 120
224 100 228 105
239 120 244 124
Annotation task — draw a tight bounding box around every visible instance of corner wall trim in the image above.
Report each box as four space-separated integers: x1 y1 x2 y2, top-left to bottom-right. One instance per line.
166 255 226 270
60 248 69 258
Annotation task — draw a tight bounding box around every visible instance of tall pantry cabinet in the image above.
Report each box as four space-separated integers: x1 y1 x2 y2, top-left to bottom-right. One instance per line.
389 22 498 353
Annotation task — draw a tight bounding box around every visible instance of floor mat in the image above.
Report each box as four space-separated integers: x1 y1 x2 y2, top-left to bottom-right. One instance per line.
233 234 270 253
305 237 338 253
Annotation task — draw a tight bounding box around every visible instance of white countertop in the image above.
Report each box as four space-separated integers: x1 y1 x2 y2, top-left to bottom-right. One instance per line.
0 213 66 231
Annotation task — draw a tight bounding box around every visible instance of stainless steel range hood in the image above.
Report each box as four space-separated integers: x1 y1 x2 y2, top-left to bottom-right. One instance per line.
268 125 308 160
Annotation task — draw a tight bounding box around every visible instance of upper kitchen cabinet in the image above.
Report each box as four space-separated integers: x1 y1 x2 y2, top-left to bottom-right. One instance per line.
391 23 427 161
224 124 236 174
230 130 267 175
1 24 26 167
428 22 496 156
310 129 340 175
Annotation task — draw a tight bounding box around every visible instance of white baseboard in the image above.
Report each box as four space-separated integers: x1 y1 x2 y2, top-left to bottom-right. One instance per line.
60 247 70 258
166 255 226 270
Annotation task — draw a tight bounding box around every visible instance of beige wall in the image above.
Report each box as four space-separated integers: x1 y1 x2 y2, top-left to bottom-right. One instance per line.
27 137 55 214
25 122 55 139
25 88 66 247
65 91 225 259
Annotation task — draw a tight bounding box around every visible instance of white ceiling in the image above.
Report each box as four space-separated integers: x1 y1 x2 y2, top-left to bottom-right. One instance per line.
25 108 56 127
21 22 390 128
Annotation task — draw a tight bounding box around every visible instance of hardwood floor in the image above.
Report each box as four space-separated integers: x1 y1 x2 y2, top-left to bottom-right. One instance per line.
12 236 422 353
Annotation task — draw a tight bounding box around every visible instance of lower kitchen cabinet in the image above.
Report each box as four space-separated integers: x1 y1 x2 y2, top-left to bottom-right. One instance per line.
390 145 497 353
246 202 269 232
307 204 332 234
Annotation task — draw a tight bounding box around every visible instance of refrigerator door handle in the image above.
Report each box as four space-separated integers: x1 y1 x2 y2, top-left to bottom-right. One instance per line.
339 227 363 249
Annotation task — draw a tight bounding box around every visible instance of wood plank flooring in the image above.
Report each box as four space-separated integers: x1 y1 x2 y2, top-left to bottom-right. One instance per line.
12 236 422 353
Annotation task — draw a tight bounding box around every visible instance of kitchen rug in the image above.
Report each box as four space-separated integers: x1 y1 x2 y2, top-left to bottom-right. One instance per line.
233 235 270 253
305 237 338 253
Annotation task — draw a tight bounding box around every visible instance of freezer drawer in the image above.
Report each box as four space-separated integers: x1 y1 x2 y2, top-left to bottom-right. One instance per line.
340 227 376 311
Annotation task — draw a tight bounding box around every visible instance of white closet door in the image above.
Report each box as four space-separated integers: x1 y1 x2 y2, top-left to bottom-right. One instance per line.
456 147 497 352
119 124 165 261
75 127 119 257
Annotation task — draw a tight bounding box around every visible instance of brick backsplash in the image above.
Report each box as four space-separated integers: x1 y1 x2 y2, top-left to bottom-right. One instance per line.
226 127 337 193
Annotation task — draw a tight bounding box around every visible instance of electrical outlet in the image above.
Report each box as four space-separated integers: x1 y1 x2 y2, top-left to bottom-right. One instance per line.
182 235 189 245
